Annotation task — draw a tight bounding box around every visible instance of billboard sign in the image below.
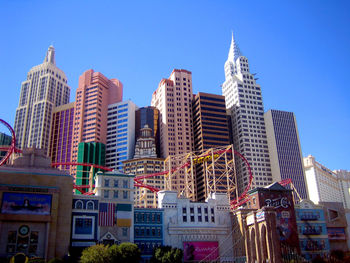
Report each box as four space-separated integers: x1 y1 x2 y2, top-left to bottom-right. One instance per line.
1 192 52 215
328 228 346 240
183 241 219 262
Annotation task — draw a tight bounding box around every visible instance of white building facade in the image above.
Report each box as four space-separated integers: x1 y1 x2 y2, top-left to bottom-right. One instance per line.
158 191 234 262
221 33 272 194
71 171 135 247
14 46 70 154
303 155 343 205
106 100 137 171
334 169 350 209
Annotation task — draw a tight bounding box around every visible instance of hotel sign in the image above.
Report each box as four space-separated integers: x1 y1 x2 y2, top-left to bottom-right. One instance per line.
246 211 265 226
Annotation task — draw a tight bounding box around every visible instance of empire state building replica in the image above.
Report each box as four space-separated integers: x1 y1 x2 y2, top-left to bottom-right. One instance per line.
222 33 273 194
14 46 70 154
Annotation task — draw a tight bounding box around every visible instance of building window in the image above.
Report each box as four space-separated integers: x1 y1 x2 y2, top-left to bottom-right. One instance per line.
86 201 94 210
75 200 83 209
75 218 93 235
183 216 187 222
114 179 119 187
122 228 128 237
104 190 109 198
114 191 119 198
104 179 110 187
123 180 128 188
123 191 128 199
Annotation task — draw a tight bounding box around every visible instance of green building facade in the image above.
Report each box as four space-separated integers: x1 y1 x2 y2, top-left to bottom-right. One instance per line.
76 142 106 193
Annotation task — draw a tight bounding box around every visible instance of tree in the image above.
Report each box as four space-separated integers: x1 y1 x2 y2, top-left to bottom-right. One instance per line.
80 244 111 263
80 243 141 263
116 243 141 263
47 258 64 263
150 246 183 263
108 244 121 263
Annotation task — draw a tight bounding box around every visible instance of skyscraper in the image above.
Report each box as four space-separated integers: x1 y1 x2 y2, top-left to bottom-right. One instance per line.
14 46 70 154
264 109 308 200
303 155 343 204
71 69 123 173
105 100 137 171
222 33 272 194
151 69 193 193
49 102 75 172
151 69 193 158
192 92 231 201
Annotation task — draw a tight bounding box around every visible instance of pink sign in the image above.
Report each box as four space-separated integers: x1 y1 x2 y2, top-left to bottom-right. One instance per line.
183 241 219 261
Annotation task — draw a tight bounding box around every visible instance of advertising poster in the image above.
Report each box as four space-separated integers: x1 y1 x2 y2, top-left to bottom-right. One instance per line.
261 192 299 251
328 228 346 240
1 192 52 215
183 241 219 262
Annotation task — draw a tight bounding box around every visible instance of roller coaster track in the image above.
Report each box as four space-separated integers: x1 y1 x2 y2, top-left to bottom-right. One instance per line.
0 119 254 209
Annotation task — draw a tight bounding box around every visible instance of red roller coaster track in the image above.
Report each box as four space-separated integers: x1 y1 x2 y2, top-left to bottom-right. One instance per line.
0 119 22 167
0 118 254 209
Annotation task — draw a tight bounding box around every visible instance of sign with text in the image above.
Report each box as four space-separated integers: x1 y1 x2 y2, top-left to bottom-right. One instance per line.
1 192 52 215
183 241 219 262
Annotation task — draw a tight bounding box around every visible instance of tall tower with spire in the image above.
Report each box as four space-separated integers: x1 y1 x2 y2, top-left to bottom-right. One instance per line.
14 46 70 154
222 33 273 194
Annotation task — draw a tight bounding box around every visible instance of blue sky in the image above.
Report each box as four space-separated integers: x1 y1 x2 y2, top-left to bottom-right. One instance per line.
1 0 349 170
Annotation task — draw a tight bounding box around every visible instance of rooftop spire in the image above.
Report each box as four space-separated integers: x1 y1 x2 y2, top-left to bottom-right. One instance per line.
227 31 242 63
43 45 55 65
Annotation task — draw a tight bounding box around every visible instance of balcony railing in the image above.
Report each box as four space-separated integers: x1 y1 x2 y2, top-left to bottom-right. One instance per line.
300 214 318 220
303 245 325 251
302 229 321 235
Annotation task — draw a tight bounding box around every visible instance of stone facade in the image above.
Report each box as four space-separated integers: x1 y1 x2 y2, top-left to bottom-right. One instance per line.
0 147 73 260
158 191 234 262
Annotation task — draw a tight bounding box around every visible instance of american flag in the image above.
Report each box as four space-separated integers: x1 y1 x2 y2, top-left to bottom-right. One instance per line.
98 203 115 226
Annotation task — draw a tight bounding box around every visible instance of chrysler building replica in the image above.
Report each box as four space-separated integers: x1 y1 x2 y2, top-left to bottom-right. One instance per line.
14 46 70 154
222 33 273 194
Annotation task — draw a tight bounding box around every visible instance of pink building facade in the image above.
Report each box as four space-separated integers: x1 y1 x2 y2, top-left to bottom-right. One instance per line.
151 69 193 191
71 69 123 173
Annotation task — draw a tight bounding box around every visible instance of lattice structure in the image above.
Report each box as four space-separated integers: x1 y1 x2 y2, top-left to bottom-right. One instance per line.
163 152 196 200
164 145 238 203
201 145 237 204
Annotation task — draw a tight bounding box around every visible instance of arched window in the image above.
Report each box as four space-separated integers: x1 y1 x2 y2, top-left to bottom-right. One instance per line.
87 201 94 210
75 200 83 209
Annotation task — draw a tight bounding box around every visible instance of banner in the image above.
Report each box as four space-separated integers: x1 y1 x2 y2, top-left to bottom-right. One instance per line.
183 241 219 262
1 192 51 215
116 203 132 227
